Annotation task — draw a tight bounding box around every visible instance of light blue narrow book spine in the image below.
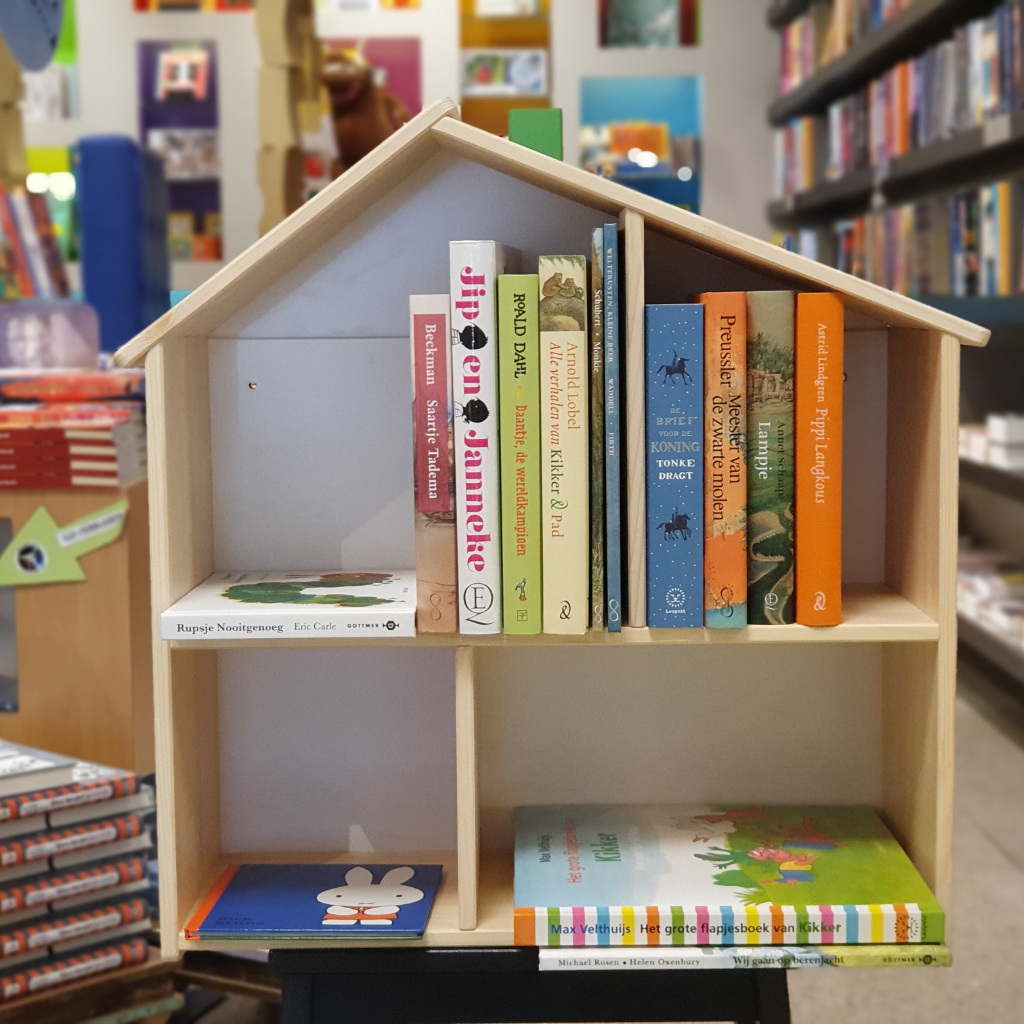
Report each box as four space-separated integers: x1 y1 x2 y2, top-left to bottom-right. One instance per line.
603 225 623 632
645 304 704 628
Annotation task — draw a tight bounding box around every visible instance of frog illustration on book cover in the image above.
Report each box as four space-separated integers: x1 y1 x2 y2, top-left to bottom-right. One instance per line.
222 572 398 607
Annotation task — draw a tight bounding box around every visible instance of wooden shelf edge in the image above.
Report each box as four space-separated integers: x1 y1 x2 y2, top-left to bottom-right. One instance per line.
165 590 937 650
959 458 1024 502
958 612 1024 687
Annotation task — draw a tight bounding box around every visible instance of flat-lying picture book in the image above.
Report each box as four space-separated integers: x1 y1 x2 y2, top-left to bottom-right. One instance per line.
185 863 443 940
161 571 417 639
514 804 943 947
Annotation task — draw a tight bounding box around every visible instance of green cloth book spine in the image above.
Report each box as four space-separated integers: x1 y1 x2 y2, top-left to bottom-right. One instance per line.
746 291 795 625
498 274 543 634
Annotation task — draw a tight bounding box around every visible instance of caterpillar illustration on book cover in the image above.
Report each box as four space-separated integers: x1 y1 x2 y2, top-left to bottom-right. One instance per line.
221 573 399 607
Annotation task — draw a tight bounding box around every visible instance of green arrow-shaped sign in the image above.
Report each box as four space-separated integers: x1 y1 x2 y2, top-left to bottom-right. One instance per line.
0 500 129 586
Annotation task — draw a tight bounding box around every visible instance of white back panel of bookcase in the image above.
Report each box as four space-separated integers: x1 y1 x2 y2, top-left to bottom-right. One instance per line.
475 643 883 847
209 337 417 571
218 648 457 853
207 152 612 569
212 152 612 342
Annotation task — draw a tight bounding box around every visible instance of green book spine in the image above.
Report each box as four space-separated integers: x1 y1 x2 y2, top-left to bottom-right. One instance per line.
498 275 543 633
589 230 605 629
746 291 795 625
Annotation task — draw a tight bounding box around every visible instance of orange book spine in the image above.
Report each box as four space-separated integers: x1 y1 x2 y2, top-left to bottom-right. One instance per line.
700 292 747 628
998 181 1011 296
795 292 843 625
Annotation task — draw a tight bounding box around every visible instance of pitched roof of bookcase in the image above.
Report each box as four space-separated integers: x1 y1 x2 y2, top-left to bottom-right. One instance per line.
114 97 989 368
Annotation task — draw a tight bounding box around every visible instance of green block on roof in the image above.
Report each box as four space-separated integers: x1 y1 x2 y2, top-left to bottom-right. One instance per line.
508 109 563 161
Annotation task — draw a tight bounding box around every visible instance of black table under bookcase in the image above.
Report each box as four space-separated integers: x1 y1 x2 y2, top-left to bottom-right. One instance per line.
268 947 791 1024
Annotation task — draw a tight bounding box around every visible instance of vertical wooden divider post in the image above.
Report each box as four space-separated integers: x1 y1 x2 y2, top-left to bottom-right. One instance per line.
620 210 646 627
455 647 479 930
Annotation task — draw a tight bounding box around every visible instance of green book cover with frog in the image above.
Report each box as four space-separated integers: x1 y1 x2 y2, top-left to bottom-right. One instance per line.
746 292 795 625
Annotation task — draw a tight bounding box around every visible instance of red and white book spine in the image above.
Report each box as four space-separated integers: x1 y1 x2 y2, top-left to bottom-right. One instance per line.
0 936 149 1002
7 192 53 301
450 241 508 634
410 294 458 633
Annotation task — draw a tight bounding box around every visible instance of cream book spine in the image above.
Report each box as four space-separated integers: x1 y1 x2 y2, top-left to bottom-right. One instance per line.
450 240 507 633
539 255 589 634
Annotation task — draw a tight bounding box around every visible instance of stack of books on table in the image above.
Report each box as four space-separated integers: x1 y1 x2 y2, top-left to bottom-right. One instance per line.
515 803 950 970
0 742 156 1004
161 230 842 639
960 414 1024 471
0 369 146 490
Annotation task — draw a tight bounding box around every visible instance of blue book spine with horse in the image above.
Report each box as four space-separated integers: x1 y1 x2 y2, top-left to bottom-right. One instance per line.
645 304 704 628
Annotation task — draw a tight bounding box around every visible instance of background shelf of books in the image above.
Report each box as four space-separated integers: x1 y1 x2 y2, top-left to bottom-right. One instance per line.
767 2 1024 682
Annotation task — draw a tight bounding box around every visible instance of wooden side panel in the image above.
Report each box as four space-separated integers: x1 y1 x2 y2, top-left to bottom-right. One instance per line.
621 209 646 627
127 481 154 774
0 481 151 772
162 647 220 956
881 330 958 905
455 647 478 930
146 340 217 957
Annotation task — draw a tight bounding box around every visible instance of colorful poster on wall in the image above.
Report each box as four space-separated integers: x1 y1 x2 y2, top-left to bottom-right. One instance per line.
334 0 421 10
600 0 700 47
133 1 253 11
579 76 702 211
461 49 546 97
21 0 78 122
137 40 222 261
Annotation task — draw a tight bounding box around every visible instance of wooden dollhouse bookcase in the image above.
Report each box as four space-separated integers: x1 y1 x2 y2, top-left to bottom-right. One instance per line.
115 99 986 958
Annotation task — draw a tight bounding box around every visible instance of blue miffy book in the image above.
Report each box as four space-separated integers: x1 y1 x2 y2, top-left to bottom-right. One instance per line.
184 863 444 939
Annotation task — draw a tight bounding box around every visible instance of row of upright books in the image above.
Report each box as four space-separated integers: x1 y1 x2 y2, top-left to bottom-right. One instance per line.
410 234 844 635
0 370 146 490
774 1 1024 198
776 177 1023 298
159 236 845 641
779 0 913 96
0 184 70 301
0 742 155 1004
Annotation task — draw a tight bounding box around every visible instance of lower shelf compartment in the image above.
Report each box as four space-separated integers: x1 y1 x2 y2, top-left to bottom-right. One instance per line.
179 851 515 951
178 848 948 964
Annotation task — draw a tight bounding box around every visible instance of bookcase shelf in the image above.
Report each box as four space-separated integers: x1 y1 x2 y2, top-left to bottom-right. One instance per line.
766 0 813 30
768 0 999 125
165 588 937 649
959 457 1024 502
116 101 977 960
179 851 515 951
769 110 1024 228
958 612 1024 688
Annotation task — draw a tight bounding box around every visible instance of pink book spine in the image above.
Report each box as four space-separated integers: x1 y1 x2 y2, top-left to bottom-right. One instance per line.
410 294 457 633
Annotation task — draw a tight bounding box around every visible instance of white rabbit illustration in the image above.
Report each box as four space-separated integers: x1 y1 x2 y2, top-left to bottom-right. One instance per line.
316 866 424 925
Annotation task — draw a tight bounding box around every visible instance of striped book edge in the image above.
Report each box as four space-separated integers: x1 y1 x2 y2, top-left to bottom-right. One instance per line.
513 903 939 946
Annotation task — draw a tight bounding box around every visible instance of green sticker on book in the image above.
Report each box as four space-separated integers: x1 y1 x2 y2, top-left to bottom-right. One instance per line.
0 500 128 586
